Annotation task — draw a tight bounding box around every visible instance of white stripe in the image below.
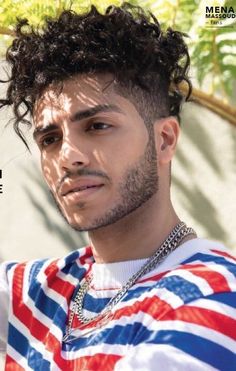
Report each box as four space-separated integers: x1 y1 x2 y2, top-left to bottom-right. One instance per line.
85 285 184 310
24 293 64 340
22 259 54 304
33 299 61 334
35 258 57 284
62 299 235 359
56 268 80 286
7 261 67 351
81 286 184 320
114 343 218 371
9 310 60 368
34 278 68 313
14 266 67 341
56 254 91 286
90 301 236 353
27 260 71 317
6 344 33 370
145 318 236 353
61 341 128 359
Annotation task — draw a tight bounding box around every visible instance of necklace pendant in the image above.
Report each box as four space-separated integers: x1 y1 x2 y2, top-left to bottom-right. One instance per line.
63 313 113 343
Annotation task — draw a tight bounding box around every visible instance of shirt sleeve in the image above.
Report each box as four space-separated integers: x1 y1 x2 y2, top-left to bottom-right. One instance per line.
0 262 10 353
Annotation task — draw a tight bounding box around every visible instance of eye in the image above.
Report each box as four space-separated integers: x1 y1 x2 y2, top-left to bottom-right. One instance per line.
88 122 111 131
40 135 60 148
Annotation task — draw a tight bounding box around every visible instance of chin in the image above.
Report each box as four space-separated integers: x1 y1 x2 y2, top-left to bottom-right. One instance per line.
68 221 102 233
65 214 98 232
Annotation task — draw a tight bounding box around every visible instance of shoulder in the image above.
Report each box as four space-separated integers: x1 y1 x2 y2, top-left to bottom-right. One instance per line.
173 238 236 297
157 238 236 296
0 245 93 294
143 238 236 311
131 240 236 370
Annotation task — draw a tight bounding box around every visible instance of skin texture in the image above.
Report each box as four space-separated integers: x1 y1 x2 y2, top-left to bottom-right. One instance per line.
33 73 181 263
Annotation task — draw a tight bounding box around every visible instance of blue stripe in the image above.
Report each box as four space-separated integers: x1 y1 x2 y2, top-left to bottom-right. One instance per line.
7 260 67 329
28 260 48 283
147 329 236 371
26 258 85 328
154 275 203 303
83 274 203 313
8 323 50 370
6 262 17 274
83 293 111 313
82 285 152 313
61 262 87 281
61 249 92 280
63 322 146 351
65 322 236 370
183 253 236 277
28 281 67 327
207 292 236 308
63 249 80 265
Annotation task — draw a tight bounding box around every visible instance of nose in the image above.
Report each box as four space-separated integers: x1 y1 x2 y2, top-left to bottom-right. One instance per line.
59 138 90 172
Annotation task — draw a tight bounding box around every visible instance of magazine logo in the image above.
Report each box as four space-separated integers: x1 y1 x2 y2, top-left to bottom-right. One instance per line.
205 6 236 26
0 170 2 194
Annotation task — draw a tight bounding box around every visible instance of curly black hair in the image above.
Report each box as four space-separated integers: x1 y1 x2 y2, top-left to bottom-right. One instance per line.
0 3 191 148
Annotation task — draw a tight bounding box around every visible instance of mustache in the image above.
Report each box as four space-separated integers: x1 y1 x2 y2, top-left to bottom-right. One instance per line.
56 168 110 194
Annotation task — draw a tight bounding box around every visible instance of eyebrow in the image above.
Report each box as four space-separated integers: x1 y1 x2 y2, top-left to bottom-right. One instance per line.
33 124 58 141
33 104 124 141
71 104 124 122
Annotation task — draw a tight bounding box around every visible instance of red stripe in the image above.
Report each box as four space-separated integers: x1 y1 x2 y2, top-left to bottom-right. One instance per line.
44 260 76 305
109 295 173 323
140 262 231 293
161 305 236 340
5 355 25 371
211 249 236 262
70 292 174 332
11 263 69 369
70 353 121 371
12 263 50 340
179 263 231 292
51 352 121 371
11 263 121 370
47 338 121 370
138 270 169 284
79 246 93 265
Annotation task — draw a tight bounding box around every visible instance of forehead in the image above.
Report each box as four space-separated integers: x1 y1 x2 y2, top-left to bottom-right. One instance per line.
33 74 121 126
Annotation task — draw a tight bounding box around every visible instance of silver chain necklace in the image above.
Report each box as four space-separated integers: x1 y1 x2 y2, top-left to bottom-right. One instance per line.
63 222 196 342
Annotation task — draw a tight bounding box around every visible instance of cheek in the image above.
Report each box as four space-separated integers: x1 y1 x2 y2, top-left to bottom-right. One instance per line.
41 155 60 194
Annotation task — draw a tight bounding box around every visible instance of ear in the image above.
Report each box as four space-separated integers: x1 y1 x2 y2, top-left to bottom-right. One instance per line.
154 117 180 165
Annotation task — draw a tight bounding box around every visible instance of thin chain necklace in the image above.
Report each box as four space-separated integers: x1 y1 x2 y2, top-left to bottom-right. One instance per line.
63 222 196 342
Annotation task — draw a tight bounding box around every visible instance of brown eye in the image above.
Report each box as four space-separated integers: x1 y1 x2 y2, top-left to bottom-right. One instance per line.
41 135 60 148
88 122 111 131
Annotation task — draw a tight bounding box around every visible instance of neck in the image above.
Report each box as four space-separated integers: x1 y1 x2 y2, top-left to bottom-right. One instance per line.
88 195 182 263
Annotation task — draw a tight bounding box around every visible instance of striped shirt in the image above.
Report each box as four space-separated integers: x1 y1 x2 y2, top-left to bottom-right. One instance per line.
0 238 236 370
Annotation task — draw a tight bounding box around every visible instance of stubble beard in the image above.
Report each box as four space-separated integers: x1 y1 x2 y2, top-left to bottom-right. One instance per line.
51 132 159 232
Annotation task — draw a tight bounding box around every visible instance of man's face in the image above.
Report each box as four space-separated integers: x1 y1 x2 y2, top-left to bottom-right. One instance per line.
33 74 159 231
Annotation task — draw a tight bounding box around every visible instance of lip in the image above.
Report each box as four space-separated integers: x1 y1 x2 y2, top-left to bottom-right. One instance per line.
63 184 104 201
61 179 105 197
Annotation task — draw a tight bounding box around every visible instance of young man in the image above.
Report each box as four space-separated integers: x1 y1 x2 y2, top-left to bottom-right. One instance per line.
0 4 235 370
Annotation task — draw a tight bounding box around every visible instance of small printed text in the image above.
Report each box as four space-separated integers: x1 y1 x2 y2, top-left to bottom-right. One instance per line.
0 170 3 194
